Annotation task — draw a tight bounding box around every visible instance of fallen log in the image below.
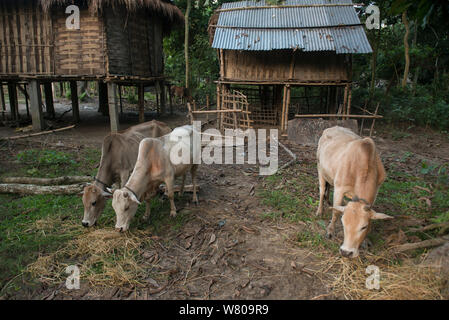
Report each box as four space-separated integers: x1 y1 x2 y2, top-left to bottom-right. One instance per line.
392 237 448 253
0 183 87 195
0 176 92 185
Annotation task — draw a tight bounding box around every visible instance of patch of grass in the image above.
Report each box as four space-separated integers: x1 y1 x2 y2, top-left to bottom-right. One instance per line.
377 170 449 221
0 194 85 293
1 147 101 178
258 165 318 223
296 229 339 253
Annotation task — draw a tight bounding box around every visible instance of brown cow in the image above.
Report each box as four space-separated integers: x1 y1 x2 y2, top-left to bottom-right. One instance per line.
170 85 193 104
112 125 199 232
316 126 392 258
81 120 171 227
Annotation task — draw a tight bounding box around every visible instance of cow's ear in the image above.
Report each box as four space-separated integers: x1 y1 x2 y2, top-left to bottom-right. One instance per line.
371 211 393 220
329 206 345 213
129 192 141 205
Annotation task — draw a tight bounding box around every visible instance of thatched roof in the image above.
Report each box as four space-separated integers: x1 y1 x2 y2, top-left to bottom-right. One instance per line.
38 0 184 24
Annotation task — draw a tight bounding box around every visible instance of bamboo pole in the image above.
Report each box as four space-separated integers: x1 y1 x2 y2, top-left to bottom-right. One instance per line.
369 103 380 137
295 114 382 119
0 125 75 141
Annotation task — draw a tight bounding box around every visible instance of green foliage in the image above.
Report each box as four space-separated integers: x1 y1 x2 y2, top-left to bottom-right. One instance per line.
17 149 76 166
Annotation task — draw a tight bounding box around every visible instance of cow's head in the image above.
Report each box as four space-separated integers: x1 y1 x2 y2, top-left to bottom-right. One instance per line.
81 185 112 227
331 198 392 258
112 188 141 232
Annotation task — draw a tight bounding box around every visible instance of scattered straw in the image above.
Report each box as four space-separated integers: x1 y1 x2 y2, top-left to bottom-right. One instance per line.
315 253 444 300
27 228 155 288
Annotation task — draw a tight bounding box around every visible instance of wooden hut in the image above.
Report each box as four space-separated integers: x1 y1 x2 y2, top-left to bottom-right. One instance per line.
209 0 373 132
0 0 184 131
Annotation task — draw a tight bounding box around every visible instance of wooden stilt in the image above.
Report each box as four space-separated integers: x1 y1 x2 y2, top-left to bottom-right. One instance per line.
44 82 55 119
119 85 123 115
138 84 145 123
24 85 30 119
29 80 45 131
70 81 80 123
285 85 291 131
168 83 173 115
7 83 19 121
59 82 64 97
98 81 108 116
107 83 120 133
1 84 6 121
159 81 166 115
281 85 288 131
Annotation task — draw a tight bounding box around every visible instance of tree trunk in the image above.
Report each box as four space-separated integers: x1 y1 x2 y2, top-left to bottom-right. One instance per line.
369 25 382 105
185 0 192 90
0 176 91 185
0 183 87 195
402 11 410 88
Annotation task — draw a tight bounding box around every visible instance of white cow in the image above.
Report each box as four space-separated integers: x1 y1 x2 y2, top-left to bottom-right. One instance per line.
112 125 199 231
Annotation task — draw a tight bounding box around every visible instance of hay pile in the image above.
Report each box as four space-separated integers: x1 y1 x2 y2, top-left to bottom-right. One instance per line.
27 228 154 287
317 253 444 300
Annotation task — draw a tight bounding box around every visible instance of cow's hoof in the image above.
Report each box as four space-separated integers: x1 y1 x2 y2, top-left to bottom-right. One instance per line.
326 229 334 239
170 211 177 218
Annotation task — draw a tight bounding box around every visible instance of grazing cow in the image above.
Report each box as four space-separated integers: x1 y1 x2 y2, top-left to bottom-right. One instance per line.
316 126 392 258
170 85 193 104
112 125 199 232
81 120 171 227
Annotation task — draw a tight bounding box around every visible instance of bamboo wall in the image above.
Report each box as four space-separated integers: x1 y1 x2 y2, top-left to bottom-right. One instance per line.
0 3 165 79
105 9 164 77
53 9 106 76
0 0 53 75
222 50 350 83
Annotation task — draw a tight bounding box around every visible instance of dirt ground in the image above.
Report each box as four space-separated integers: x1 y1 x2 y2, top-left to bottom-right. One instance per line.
1 102 448 300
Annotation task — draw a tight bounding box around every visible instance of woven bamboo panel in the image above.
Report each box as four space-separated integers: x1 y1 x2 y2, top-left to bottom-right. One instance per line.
223 50 349 82
220 89 252 130
105 8 163 77
0 0 53 75
53 9 106 76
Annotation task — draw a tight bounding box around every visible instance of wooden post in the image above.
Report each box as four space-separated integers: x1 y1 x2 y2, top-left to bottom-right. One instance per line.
107 83 120 133
138 84 145 123
118 85 123 115
44 82 55 119
347 85 352 117
7 83 19 121
285 85 291 131
98 81 109 116
281 85 288 131
23 85 30 119
159 81 166 115
168 83 173 115
369 103 380 137
216 85 221 130
70 81 80 123
206 94 210 123
28 80 45 131
0 84 6 121
59 82 64 97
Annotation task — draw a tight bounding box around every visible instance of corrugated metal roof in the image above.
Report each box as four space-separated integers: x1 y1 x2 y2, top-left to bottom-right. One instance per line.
211 0 372 53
